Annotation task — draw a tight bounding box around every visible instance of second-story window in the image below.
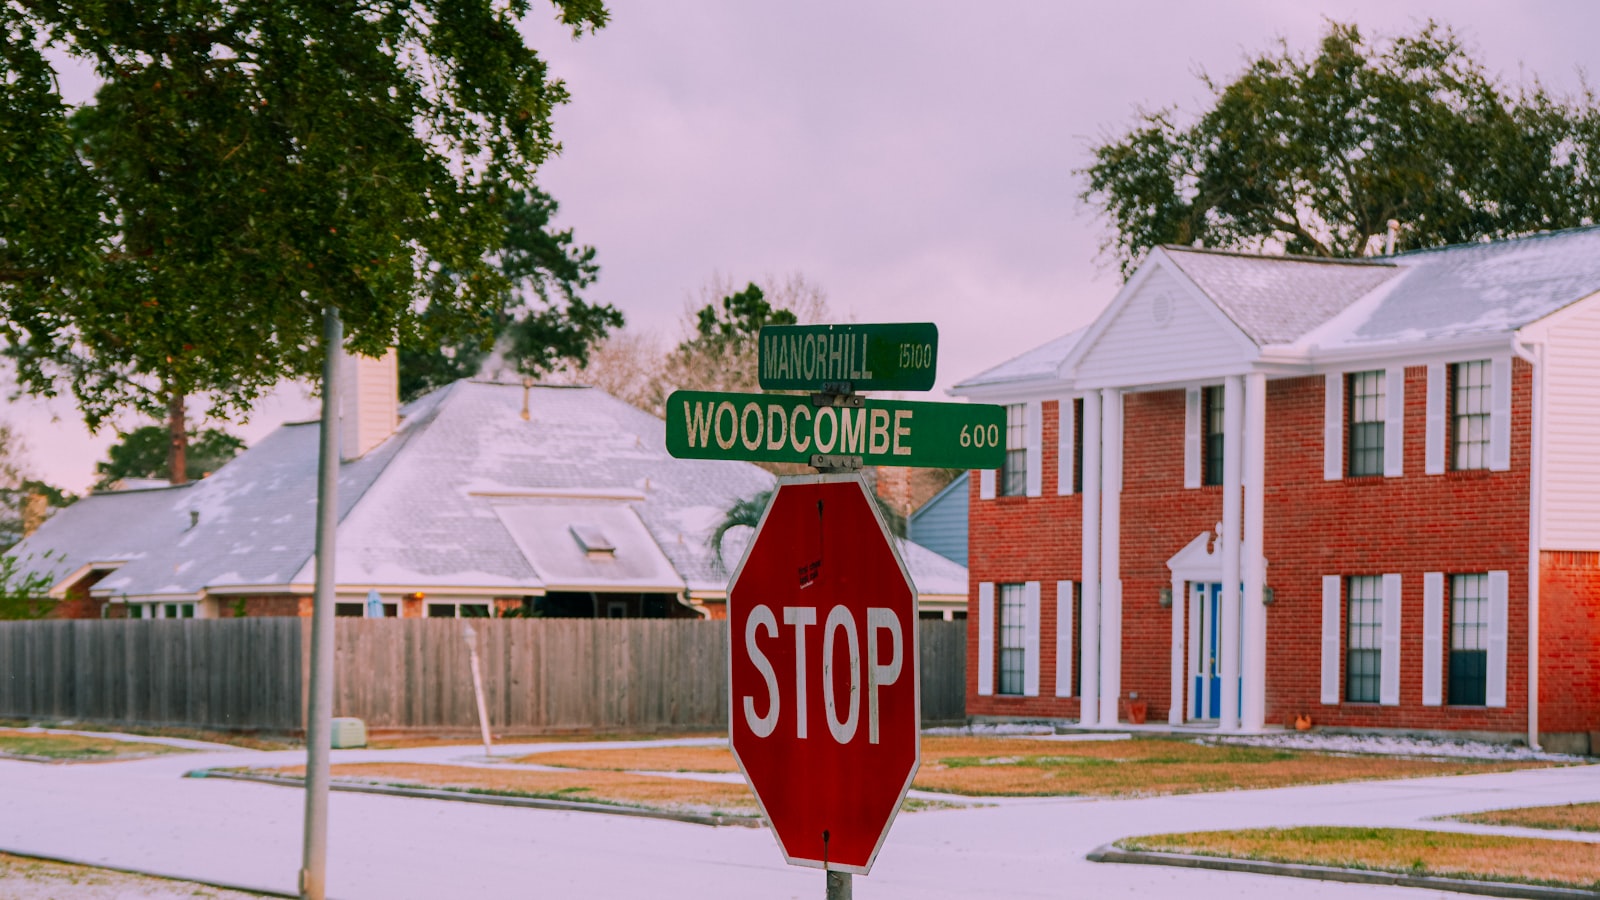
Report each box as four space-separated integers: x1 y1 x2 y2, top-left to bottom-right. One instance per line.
1347 370 1385 477
1002 403 1026 496
1452 361 1490 470
1202 386 1225 486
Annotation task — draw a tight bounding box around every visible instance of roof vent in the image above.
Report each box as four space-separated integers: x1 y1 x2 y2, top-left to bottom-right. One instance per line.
570 524 616 559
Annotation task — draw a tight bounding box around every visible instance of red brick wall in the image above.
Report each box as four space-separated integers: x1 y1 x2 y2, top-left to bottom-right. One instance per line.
224 595 312 617
1539 551 1600 735
969 362 1550 735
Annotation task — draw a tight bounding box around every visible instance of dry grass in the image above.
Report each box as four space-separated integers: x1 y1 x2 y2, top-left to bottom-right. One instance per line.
0 852 264 899
261 762 760 817
1119 826 1600 891
0 729 190 762
513 736 1547 798
0 719 294 751
366 731 721 750
1452 801 1600 833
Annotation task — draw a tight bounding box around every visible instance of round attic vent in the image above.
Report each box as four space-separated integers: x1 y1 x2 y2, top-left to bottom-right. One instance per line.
1151 293 1174 327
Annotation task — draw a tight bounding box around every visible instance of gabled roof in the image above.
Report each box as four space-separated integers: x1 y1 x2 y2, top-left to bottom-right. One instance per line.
1162 247 1401 345
951 328 1086 392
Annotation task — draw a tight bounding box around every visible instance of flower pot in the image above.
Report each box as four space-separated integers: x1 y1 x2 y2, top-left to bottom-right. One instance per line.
1294 714 1313 731
1127 701 1148 725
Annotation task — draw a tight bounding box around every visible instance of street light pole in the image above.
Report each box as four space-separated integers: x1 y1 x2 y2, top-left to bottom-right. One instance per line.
300 306 341 900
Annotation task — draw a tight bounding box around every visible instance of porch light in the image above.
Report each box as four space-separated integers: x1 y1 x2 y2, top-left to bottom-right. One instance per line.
1157 588 1172 608
1262 587 1275 606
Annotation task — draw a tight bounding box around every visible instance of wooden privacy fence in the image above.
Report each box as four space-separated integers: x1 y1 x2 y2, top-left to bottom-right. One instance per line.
0 618 966 733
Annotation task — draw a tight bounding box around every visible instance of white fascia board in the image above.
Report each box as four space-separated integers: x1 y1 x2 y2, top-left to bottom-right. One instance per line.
1258 333 1518 374
1072 362 1261 393
203 582 545 597
46 560 127 599
685 589 727 601
541 581 689 594
102 591 208 604
949 378 1073 404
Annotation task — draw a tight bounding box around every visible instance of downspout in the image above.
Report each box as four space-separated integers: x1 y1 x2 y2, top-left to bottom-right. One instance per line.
1513 337 1543 751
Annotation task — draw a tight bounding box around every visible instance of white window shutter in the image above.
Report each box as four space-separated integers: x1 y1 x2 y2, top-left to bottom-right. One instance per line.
1023 581 1041 696
1384 367 1404 477
1422 573 1443 706
977 583 994 696
1057 399 1075 496
1321 576 1341 705
1425 364 1446 475
1184 388 1201 489
1055 581 1074 697
1025 401 1043 497
1324 374 1343 481
979 469 996 500
1490 356 1512 471
1380 573 1402 706
1487 571 1509 707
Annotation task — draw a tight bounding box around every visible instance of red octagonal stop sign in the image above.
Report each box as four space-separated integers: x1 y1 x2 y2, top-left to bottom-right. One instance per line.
728 474 920 875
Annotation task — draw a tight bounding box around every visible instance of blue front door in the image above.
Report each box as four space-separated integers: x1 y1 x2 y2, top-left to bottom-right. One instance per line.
1192 583 1222 719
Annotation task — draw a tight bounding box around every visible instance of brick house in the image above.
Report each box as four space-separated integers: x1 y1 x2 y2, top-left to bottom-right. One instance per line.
11 354 964 622
951 226 1600 753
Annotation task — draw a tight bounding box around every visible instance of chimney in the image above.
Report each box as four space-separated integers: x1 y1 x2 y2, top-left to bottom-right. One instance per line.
21 492 48 538
340 348 400 460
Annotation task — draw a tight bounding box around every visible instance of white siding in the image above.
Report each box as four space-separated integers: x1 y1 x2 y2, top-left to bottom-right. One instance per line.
1422 573 1444 707
1323 374 1343 481
1055 581 1074 697
1540 298 1600 549
1321 576 1341 705
979 469 996 500
1487 571 1509 708
1384 367 1404 477
1183 388 1201 489
1074 266 1255 386
977 583 994 696
1023 581 1041 696
1057 399 1076 496
1025 401 1043 497
1425 363 1446 475
1380 573 1402 706
1490 355 1512 472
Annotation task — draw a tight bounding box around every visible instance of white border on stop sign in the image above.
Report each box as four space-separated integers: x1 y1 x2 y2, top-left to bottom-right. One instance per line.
724 472 923 876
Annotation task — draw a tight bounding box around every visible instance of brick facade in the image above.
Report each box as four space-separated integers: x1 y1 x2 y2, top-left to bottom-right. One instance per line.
967 359 1596 740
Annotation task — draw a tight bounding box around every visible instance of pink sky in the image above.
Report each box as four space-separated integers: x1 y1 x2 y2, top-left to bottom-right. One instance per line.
10 0 1598 493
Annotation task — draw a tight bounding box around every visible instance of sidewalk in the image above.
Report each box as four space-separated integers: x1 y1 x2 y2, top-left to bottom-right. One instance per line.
0 735 1595 898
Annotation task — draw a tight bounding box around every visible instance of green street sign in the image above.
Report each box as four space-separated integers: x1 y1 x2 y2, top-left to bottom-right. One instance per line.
757 323 938 392
666 390 1005 470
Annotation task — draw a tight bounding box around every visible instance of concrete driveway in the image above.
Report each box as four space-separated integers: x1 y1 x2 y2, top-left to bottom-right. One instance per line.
1 738 1596 899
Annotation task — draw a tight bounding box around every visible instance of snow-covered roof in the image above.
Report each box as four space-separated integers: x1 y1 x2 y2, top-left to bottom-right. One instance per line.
952 328 1086 391
1162 248 1401 344
11 379 966 603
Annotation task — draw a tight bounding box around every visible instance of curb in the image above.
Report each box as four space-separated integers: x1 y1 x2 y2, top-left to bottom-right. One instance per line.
187 769 765 829
0 846 297 898
1087 844 1598 899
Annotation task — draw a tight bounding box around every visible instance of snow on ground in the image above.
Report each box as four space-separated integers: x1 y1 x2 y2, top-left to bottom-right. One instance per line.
923 723 1057 737
1210 731 1586 762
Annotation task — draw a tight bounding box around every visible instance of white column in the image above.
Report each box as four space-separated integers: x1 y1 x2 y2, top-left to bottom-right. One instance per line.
1099 389 1124 725
1078 391 1102 727
1169 572 1186 725
1241 372 1267 731
1219 375 1243 732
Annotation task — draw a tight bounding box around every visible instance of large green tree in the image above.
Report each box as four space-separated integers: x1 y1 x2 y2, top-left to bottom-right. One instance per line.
0 0 614 480
1080 21 1600 275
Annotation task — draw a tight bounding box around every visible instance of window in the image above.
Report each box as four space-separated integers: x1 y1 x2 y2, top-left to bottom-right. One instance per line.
998 583 1026 695
426 602 491 618
335 603 365 617
1448 574 1489 705
1072 398 1084 494
1347 370 1385 477
1346 576 1382 703
1451 361 1490 470
1202 386 1225 486
127 604 146 620
161 603 195 619
1001 404 1026 496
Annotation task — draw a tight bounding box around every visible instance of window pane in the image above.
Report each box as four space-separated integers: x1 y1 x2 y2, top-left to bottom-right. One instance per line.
1002 404 1027 495
1348 371 1385 477
1449 574 1489 705
1346 576 1382 703
1452 361 1490 471
1203 386 1225 486
999 584 1026 695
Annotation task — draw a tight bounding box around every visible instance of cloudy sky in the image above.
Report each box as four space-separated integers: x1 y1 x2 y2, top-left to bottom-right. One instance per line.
11 0 1600 492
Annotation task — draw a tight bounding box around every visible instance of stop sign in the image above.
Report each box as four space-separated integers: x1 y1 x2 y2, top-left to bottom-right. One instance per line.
728 474 920 875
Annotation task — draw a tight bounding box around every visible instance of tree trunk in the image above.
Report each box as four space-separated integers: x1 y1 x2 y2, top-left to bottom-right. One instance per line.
167 392 188 485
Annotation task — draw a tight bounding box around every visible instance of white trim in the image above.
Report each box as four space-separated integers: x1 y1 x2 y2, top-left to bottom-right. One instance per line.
1321 576 1341 705
1487 570 1509 708
1183 387 1201 489
977 583 994 696
1380 573 1402 706
1324 373 1343 481
1218 376 1243 731
1023 581 1041 696
1425 363 1446 475
1422 573 1444 707
1098 389 1124 724
1490 355 1512 471
1383 367 1404 477
1057 398 1076 496
1025 401 1043 497
978 469 996 500
1078 391 1101 726
1054 581 1074 697
1241 372 1267 731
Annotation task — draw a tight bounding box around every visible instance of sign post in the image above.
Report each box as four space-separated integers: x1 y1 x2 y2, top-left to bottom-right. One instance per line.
727 475 920 890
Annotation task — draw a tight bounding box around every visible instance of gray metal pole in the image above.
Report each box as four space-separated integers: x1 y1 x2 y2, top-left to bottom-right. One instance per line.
300 307 341 900
825 872 852 899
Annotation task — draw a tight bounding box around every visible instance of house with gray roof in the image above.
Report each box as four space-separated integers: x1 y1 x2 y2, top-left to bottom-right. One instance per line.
11 357 966 621
951 225 1600 753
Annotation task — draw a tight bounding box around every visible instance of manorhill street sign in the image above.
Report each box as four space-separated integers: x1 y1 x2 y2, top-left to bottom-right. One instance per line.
665 390 1005 470
757 323 938 392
